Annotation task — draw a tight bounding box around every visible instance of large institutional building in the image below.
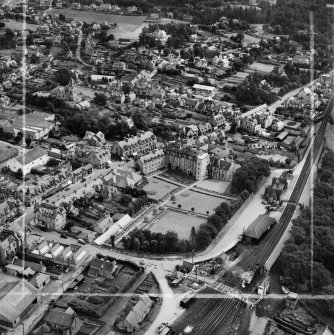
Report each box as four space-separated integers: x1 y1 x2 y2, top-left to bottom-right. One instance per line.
165 144 209 180
111 131 157 159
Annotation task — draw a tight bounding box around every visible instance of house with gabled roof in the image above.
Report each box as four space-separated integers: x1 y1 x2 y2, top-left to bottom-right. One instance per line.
29 273 50 290
40 308 83 335
111 131 157 159
7 146 49 175
34 201 66 231
207 156 239 182
138 149 165 175
91 214 113 234
117 294 153 332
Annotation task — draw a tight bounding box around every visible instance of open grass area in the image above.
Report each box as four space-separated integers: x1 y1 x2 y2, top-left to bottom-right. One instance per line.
167 190 229 215
0 143 17 163
248 61 275 73
2 20 38 31
196 180 231 194
143 177 179 201
46 8 147 39
149 210 205 240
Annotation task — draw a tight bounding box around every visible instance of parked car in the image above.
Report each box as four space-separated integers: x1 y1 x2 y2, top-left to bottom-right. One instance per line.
78 238 86 245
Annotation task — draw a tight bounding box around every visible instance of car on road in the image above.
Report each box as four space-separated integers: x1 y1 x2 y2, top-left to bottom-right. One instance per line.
78 239 86 245
60 234 67 239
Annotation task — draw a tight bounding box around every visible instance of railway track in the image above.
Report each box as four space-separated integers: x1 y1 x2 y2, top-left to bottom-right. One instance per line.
221 94 334 290
171 95 333 335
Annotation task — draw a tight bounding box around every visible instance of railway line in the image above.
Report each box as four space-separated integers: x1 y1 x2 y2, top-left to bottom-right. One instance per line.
171 287 245 335
170 95 334 335
221 93 334 290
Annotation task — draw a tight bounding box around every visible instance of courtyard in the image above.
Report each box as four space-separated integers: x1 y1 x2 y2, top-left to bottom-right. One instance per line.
149 209 205 240
143 177 179 201
167 190 229 215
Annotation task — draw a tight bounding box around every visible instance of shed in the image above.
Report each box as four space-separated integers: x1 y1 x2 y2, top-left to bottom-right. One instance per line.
243 214 276 244
276 131 289 141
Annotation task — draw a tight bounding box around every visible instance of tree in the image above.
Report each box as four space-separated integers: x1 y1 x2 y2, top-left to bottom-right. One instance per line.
55 68 73 86
25 137 32 148
191 207 195 212
122 82 131 95
159 240 165 253
45 39 53 49
94 93 108 106
30 53 39 64
195 228 212 250
150 239 158 253
120 194 132 206
46 158 59 167
132 110 150 130
132 237 140 252
16 168 23 178
142 240 149 252
164 231 178 252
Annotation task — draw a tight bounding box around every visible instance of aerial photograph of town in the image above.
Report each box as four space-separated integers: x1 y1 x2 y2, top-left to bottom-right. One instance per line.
0 0 333 334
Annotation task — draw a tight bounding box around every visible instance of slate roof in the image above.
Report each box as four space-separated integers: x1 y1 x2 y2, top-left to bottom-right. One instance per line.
243 214 276 240
15 147 47 166
45 309 74 327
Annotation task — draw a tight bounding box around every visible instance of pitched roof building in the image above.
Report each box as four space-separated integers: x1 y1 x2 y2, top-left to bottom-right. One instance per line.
7 147 49 175
243 214 276 243
117 295 153 332
111 131 157 159
0 280 41 329
34 201 67 231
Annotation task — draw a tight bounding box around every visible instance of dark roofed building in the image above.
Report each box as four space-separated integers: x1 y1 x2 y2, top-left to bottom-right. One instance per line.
243 214 276 244
41 308 83 335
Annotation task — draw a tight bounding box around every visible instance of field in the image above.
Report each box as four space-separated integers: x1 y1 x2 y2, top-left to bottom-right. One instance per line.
46 9 147 39
143 177 179 201
248 62 275 74
167 190 228 215
0 142 17 163
2 20 38 31
149 210 205 239
224 32 261 47
196 180 231 194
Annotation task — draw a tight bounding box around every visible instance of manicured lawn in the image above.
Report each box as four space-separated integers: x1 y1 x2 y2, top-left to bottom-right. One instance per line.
196 180 231 194
168 190 229 215
150 210 205 240
143 178 179 201
0 143 17 163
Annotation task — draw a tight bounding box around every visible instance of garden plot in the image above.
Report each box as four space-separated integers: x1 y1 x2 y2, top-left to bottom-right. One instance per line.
167 190 229 215
143 178 179 201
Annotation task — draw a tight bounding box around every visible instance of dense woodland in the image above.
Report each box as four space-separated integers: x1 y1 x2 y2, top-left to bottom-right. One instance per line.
231 157 271 194
279 151 334 314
